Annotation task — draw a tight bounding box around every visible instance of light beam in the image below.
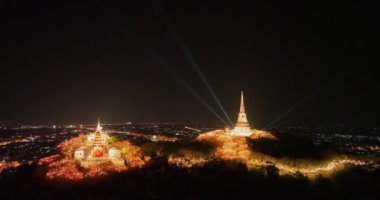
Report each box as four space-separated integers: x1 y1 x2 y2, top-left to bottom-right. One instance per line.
154 2 234 128
144 46 230 126
262 75 340 130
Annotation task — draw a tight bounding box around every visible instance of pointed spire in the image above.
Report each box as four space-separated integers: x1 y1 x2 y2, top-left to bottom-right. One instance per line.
239 91 245 113
96 117 102 132
232 90 252 136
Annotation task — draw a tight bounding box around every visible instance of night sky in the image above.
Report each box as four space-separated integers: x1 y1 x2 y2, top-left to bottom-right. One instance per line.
1 1 377 127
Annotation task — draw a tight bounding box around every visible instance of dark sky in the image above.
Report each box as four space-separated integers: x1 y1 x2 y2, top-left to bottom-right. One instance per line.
0 1 378 127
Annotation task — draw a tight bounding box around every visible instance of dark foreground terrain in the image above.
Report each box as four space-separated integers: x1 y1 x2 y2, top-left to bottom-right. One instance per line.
1 130 380 200
1 158 380 200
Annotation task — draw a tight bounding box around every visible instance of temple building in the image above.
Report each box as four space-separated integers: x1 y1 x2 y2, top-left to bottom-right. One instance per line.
74 118 124 167
231 91 253 136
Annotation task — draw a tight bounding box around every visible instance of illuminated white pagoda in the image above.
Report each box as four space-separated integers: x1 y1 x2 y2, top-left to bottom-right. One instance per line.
86 118 109 147
231 91 252 136
74 118 123 167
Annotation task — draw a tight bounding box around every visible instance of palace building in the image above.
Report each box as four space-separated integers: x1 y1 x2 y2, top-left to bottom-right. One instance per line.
74 118 124 167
